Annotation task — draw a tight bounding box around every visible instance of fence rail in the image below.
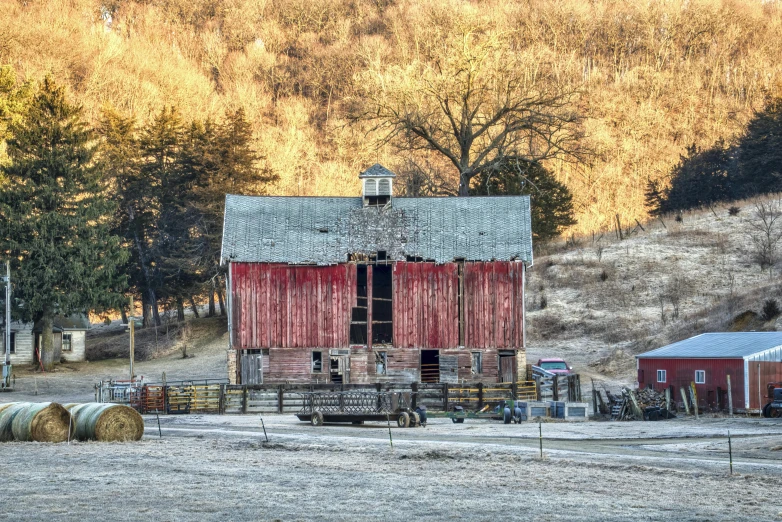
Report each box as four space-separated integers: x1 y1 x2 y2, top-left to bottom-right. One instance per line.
96 377 582 415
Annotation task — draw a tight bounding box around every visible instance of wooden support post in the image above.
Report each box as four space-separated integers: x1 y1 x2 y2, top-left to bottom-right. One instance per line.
443 383 449 412
241 385 248 414
680 386 690 415
278 385 284 414
727 374 734 417
512 380 518 401
411 382 418 410
535 378 541 401
592 387 598 417
628 389 643 419
478 382 484 410
552 375 559 402
665 387 671 413
690 382 699 420
219 384 225 415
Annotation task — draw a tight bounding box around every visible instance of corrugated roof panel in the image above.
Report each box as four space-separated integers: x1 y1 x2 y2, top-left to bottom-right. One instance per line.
637 332 782 359
221 194 533 265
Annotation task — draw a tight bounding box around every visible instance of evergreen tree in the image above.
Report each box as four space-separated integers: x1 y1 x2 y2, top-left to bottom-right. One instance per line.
0 77 127 369
471 159 576 243
659 141 734 214
0 65 32 170
735 95 782 197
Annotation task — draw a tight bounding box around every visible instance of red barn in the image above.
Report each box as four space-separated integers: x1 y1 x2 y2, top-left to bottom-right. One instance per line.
636 332 782 411
220 164 533 385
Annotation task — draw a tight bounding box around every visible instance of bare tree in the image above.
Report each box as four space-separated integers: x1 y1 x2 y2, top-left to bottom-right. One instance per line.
745 199 782 279
352 22 584 196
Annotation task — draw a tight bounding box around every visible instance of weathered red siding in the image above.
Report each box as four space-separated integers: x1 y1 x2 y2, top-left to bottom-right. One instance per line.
464 262 525 349
392 262 459 349
638 358 745 410
231 263 356 349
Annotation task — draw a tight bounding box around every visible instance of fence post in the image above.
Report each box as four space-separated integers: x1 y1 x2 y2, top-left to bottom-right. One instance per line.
512 380 518 401
478 382 484 410
219 384 225 415
278 385 284 414
535 378 541 401
443 383 449 412
552 375 559 402
241 385 248 414
727 374 734 417
411 382 418 409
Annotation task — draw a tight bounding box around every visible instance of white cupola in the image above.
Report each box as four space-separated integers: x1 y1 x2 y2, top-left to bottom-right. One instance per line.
359 163 396 207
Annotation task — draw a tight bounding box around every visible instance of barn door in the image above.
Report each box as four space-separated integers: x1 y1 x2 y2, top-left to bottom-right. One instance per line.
241 352 263 384
330 356 350 384
499 354 515 383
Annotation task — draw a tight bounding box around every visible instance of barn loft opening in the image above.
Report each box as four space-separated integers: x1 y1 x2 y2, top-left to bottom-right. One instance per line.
350 265 368 344
372 265 393 344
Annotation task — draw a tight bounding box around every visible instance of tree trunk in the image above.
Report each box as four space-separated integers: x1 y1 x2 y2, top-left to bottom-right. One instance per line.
39 308 55 371
189 296 200 318
151 290 162 326
208 289 216 317
217 282 225 316
120 306 128 325
458 173 471 196
176 298 185 322
142 293 151 328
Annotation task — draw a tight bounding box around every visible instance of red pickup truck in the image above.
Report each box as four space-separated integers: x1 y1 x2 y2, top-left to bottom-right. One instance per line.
537 358 573 375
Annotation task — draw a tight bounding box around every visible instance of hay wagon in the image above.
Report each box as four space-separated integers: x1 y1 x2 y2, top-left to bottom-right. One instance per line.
296 390 425 427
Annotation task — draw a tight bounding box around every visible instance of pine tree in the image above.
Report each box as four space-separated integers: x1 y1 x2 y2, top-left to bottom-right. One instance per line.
471 159 576 243
0 77 127 370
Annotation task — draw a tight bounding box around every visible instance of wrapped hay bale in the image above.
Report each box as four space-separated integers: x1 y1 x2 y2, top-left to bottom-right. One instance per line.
11 402 75 442
65 403 144 442
0 402 27 442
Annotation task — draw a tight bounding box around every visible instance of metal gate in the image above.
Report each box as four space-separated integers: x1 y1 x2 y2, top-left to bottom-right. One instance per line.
241 352 263 384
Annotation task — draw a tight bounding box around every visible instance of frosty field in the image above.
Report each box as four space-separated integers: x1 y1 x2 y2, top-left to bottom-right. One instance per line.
1 414 779 521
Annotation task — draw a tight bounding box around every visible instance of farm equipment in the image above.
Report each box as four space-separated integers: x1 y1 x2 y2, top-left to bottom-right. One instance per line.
762 382 782 418
297 390 426 427
437 401 528 424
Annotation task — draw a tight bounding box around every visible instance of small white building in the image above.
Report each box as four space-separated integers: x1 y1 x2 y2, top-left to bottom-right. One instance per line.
1 314 90 364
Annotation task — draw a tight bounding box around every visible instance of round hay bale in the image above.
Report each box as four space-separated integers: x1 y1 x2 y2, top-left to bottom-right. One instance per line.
11 402 74 442
0 403 27 442
65 403 144 442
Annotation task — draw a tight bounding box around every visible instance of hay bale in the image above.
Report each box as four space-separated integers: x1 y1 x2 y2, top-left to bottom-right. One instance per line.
0 402 27 442
65 403 144 442
11 402 75 442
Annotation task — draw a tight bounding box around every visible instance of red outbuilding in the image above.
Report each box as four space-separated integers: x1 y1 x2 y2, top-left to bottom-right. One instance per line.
220 164 533 385
636 332 782 412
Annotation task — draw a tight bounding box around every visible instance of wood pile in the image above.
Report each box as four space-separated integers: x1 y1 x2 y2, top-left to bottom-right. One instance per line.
604 388 675 421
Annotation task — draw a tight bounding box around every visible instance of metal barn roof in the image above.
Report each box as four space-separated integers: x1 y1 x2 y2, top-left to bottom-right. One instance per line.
636 332 782 359
221 194 533 265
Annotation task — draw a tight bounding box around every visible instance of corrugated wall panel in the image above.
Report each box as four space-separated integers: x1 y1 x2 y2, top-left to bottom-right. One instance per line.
464 262 524 349
746 360 782 410
392 262 459 349
638 358 745 410
231 263 356 349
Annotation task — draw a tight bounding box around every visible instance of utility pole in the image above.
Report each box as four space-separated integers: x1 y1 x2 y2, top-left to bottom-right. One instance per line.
129 296 135 382
2 260 11 388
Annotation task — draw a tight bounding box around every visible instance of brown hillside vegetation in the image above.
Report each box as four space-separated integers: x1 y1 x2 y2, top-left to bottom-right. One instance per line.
1 0 781 232
526 195 782 387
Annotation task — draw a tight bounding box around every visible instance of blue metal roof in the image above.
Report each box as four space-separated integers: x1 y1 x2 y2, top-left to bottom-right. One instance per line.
637 332 782 359
221 194 533 265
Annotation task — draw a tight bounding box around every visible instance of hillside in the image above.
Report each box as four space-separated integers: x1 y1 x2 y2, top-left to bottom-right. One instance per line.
526 195 782 388
1 0 781 233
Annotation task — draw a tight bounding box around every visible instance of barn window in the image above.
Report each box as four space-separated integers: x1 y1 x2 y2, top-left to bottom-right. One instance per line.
695 370 705 384
375 351 387 375
657 369 666 383
62 333 72 352
312 351 323 373
471 352 483 375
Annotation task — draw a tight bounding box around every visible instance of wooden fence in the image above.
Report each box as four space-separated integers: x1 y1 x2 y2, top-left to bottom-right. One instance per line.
112 378 581 415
